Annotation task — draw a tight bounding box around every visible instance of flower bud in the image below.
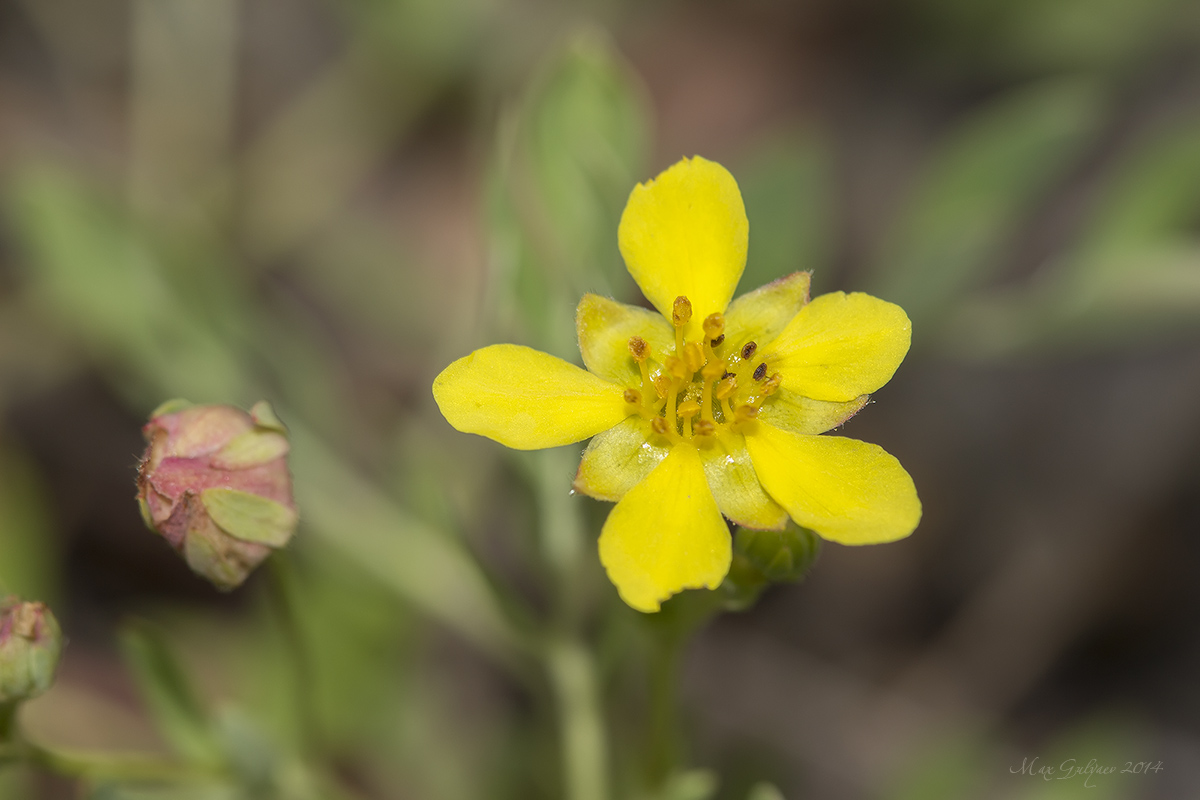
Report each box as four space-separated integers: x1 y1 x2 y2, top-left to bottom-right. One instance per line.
736 524 820 583
137 400 298 591
0 597 63 704
721 524 821 610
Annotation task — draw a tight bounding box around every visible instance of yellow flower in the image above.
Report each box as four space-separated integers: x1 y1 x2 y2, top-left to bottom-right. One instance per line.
434 156 920 612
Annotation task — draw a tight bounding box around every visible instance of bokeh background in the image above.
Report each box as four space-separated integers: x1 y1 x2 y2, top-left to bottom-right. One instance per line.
2 0 1200 798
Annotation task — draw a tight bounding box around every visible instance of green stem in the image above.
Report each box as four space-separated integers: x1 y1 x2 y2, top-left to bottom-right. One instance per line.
25 743 210 782
267 552 320 755
546 638 609 800
646 632 681 789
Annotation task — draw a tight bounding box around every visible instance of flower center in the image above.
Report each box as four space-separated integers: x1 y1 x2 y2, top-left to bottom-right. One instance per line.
625 295 782 445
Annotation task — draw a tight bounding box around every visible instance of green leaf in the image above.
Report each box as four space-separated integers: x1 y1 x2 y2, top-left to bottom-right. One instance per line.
737 131 833 292
869 79 1104 330
200 488 297 547
487 28 650 354
118 621 221 765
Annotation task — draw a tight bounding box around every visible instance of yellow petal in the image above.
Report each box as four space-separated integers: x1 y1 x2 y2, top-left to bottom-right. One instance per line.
745 423 921 545
758 391 869 436
576 293 675 386
599 445 732 612
618 157 748 339
573 415 669 502
697 432 788 530
433 344 629 450
761 292 912 402
723 271 811 353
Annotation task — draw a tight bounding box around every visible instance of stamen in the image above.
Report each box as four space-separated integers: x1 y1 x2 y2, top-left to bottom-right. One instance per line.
741 341 758 360
762 373 783 396
714 375 738 400
650 416 671 437
734 404 759 422
664 355 689 381
682 342 705 374
623 388 642 405
753 362 768 381
672 296 693 328
693 419 716 437
628 336 649 362
677 399 700 439
653 374 672 399
702 313 725 340
710 333 725 348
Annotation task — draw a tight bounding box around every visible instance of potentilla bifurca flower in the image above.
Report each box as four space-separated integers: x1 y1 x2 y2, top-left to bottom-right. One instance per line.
434 156 921 612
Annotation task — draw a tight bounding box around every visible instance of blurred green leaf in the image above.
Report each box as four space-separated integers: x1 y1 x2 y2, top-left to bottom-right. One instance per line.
869 79 1104 331
119 622 222 765
738 131 833 292
662 769 718 800
1077 117 1200 255
6 167 244 403
744 784 784 800
488 28 650 356
0 443 57 603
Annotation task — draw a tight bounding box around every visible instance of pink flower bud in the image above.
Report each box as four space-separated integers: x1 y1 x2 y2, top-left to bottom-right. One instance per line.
0 597 63 704
136 400 298 591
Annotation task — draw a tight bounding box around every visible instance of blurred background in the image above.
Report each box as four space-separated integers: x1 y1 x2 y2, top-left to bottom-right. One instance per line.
1 0 1200 798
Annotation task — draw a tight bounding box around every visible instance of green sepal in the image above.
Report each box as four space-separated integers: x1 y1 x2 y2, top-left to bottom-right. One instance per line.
211 430 289 470
249 401 286 433
149 398 195 418
200 488 297 548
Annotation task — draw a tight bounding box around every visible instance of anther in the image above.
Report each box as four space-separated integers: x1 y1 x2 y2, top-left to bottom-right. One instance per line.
753 362 768 381
741 341 758 360
682 342 705 374
650 417 670 436
701 359 726 381
721 371 734 380
762 373 783 396
623 388 642 405
710 334 725 347
672 296 693 328
693 419 717 437
664 355 689 381
653 374 672 398
628 336 649 362
677 399 701 418
702 313 725 340
734 404 759 422
714 376 738 400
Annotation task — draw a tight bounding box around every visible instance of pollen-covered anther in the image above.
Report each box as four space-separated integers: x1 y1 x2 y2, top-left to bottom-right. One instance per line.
702 313 725 340
741 341 758 360
672 296 693 328
628 336 649 362
714 375 738 400
682 342 705 374
653 374 672 398
676 400 701 419
650 416 670 436
693 419 717 437
734 404 759 422
664 355 690 381
753 362 768 381
762 373 783 396
623 388 642 405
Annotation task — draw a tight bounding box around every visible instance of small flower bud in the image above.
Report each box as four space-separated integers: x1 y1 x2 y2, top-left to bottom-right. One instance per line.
0 597 63 704
137 400 298 591
736 525 821 584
